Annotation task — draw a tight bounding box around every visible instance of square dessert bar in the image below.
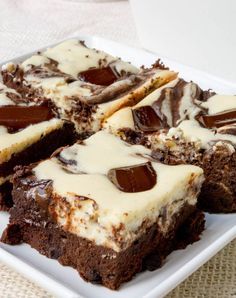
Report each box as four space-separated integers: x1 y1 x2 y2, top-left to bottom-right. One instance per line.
2 131 205 289
0 83 76 210
104 78 236 212
2 39 177 135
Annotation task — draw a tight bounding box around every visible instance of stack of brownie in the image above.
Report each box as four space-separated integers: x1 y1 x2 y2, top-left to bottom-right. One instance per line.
0 39 235 290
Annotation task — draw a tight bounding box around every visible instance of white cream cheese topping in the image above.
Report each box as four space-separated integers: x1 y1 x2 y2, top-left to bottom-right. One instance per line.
22 39 139 78
176 120 236 148
200 94 236 115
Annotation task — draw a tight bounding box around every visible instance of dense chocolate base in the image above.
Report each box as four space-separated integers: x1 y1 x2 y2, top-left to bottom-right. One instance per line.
1 173 205 289
0 122 77 210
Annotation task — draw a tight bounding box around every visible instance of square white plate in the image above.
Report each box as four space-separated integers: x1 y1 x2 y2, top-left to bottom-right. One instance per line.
0 36 236 298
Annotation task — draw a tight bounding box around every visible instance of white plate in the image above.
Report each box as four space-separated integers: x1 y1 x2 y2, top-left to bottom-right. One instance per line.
0 36 236 298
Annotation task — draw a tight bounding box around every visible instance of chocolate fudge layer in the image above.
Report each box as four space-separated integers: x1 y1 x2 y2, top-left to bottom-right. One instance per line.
0 83 76 210
104 78 236 212
2 39 177 134
2 131 205 289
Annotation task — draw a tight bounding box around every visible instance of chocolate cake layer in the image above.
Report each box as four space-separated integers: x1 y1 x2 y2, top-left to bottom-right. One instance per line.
2 178 205 289
0 122 76 210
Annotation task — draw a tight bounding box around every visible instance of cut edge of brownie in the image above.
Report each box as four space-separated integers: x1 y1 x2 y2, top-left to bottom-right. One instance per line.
198 143 236 213
0 121 77 210
1 170 205 290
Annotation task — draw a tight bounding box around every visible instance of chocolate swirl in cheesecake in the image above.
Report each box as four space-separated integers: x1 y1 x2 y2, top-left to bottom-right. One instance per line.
217 124 236 135
130 79 217 134
198 109 236 129
55 131 158 193
84 63 174 106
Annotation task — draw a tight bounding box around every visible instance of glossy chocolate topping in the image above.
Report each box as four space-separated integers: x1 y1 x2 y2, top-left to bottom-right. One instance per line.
168 80 187 126
107 161 157 193
79 67 118 86
198 109 236 128
0 105 54 131
132 106 164 132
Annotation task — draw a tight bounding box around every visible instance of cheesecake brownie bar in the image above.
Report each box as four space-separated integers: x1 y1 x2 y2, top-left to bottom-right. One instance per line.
104 78 236 212
2 39 177 134
2 131 205 289
0 83 76 210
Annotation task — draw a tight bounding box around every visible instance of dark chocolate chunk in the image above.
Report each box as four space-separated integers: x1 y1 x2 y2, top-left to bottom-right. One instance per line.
168 80 187 126
107 161 157 193
198 109 236 128
79 67 118 86
132 106 164 132
0 105 54 131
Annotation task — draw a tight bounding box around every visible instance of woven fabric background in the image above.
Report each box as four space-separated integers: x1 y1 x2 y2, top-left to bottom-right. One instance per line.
0 0 235 297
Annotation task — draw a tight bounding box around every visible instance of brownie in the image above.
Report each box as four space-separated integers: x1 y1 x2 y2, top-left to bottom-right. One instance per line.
104 78 236 213
1 131 205 289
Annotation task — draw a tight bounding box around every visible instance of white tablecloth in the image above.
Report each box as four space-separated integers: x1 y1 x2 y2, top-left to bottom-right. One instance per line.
0 1 235 297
